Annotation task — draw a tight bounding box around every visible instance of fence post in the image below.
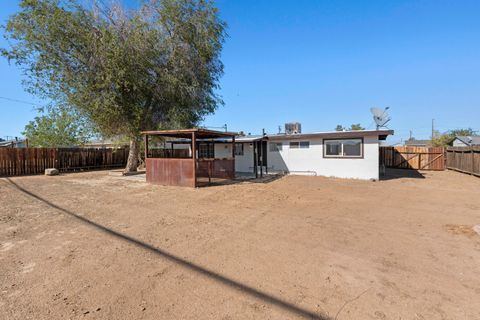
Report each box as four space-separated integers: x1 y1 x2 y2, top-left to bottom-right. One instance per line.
471 146 475 175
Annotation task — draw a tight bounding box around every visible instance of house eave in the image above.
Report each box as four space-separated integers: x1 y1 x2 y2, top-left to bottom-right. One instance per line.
267 130 394 141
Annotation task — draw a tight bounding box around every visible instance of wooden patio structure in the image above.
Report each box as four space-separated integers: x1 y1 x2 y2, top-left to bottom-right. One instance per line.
142 129 237 187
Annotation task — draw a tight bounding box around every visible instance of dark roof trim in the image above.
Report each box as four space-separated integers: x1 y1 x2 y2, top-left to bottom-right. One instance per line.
141 128 237 139
267 130 394 141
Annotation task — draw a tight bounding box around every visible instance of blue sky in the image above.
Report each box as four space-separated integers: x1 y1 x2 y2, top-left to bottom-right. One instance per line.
1 0 479 144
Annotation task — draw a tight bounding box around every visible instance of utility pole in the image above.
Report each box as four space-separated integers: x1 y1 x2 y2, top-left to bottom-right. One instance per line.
431 119 435 140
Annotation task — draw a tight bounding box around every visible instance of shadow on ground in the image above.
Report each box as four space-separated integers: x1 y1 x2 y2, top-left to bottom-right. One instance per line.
380 168 426 181
196 174 285 187
5 178 329 320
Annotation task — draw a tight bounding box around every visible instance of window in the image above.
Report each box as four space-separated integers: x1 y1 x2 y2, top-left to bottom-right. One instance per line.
324 138 363 158
290 141 309 149
198 143 214 158
234 143 244 156
269 142 283 152
299 141 310 149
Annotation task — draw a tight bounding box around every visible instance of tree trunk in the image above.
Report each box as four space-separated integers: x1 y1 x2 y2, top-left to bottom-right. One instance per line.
123 137 140 174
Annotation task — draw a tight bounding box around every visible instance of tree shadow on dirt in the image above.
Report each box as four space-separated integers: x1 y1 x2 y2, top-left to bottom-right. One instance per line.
6 178 330 320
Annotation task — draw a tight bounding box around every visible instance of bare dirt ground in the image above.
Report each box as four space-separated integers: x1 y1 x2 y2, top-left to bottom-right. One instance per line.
1 169 479 320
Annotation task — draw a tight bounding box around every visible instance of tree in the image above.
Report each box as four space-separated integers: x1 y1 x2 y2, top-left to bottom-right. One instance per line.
432 128 477 147
349 123 365 131
23 105 94 147
335 124 365 131
2 0 226 173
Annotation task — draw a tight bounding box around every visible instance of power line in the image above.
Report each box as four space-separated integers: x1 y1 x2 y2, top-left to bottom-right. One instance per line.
0 96 40 106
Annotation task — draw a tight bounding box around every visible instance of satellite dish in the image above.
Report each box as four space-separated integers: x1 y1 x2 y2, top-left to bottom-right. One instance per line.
370 107 391 130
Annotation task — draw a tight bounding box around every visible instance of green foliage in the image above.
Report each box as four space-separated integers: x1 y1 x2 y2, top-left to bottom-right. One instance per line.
2 0 226 139
23 105 94 147
350 123 365 131
431 128 477 147
335 124 365 131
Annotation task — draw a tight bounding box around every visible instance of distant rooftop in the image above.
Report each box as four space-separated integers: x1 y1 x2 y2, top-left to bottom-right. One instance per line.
405 138 431 146
454 135 480 146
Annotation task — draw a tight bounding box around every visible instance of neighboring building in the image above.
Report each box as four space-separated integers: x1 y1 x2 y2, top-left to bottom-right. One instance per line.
213 128 393 181
83 137 128 148
451 136 480 147
0 138 28 148
404 138 431 147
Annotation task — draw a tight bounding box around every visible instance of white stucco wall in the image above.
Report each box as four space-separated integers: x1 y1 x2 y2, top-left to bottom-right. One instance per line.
452 139 469 147
202 134 383 180
214 143 232 158
235 142 255 172
213 142 256 173
232 136 381 180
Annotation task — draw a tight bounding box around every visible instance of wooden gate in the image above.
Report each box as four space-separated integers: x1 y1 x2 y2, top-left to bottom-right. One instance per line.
380 146 445 170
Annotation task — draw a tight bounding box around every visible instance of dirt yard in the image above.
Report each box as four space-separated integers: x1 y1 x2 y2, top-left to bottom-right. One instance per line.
1 170 479 320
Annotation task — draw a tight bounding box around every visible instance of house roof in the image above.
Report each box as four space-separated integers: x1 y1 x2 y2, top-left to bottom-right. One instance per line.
141 129 394 142
266 129 394 141
234 135 265 142
141 128 237 139
0 139 26 147
84 137 128 147
454 136 480 146
405 139 431 146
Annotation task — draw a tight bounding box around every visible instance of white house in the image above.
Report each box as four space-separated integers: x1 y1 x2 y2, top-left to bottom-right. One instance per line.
212 129 393 181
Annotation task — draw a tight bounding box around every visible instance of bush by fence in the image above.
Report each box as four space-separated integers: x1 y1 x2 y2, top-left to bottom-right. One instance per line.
0 147 129 177
446 146 480 177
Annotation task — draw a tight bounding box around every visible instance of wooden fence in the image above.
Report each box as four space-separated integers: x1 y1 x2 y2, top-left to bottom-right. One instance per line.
446 147 480 177
0 147 129 177
380 146 445 170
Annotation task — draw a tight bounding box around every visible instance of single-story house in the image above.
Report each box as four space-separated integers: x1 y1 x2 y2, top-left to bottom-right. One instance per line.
142 127 393 186
214 129 393 181
451 136 480 147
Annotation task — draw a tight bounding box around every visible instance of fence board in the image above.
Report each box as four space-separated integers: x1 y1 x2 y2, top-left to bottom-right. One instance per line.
0 147 128 177
446 146 480 177
380 146 445 170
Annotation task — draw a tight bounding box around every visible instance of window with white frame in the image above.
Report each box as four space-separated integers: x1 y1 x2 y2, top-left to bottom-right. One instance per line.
234 143 244 156
269 142 283 152
290 141 309 149
324 138 363 158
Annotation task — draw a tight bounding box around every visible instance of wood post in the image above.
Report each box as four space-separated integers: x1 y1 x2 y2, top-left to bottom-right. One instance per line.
144 134 149 160
253 141 258 178
259 140 263 178
232 136 236 179
472 146 475 175
192 132 197 188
